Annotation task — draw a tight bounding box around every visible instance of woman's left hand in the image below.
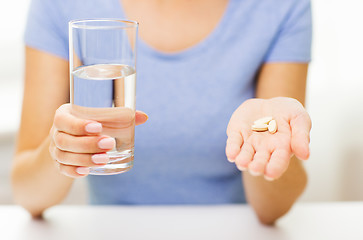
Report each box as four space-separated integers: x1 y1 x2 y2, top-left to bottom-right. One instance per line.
225 97 311 181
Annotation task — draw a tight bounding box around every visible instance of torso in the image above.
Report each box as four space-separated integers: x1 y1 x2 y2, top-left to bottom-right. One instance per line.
46 0 309 205
121 0 229 53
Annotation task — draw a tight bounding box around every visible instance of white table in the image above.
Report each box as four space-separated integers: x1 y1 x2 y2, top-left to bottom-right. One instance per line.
1 202 363 240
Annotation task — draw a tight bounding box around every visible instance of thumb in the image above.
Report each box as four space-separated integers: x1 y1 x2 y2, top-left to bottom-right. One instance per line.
290 111 312 160
135 110 148 125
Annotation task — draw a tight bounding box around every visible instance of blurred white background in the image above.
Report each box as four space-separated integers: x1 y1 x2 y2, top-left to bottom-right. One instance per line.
0 0 87 204
0 0 29 204
0 0 362 204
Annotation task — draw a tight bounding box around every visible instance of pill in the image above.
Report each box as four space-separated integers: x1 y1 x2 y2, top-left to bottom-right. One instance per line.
253 116 273 125
251 123 268 132
268 119 277 133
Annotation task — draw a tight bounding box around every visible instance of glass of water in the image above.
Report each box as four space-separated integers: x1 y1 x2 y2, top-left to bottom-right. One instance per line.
69 19 138 175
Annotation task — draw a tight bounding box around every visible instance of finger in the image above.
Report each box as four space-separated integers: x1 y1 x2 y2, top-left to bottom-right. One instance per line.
248 151 271 176
53 131 115 153
54 105 102 136
135 111 148 126
52 148 109 167
235 142 255 171
264 149 291 181
290 112 312 160
77 107 134 123
225 131 243 162
57 163 90 178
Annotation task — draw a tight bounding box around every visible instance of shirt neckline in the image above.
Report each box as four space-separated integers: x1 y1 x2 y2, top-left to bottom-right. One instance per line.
114 0 236 60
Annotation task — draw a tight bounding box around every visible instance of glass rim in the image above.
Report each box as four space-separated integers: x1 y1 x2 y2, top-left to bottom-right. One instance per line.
69 18 138 29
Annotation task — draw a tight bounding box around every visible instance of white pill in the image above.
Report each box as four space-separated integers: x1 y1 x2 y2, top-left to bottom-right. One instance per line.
254 116 273 125
268 119 277 134
251 123 268 132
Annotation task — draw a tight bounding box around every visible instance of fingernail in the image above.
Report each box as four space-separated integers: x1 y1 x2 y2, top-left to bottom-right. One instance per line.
264 176 274 181
249 169 262 176
76 167 90 175
228 158 235 163
236 165 247 171
98 138 115 149
85 122 102 133
92 154 109 164
141 112 149 120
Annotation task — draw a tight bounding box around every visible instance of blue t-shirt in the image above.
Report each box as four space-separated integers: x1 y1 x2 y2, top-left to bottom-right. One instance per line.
25 0 312 205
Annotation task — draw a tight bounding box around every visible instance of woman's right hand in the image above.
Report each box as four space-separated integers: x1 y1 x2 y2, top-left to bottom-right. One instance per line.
49 104 148 178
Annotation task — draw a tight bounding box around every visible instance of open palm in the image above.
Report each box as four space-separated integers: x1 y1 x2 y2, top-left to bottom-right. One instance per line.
226 97 311 181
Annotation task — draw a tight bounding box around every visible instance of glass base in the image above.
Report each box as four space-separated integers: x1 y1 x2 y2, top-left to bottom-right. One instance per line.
89 149 134 175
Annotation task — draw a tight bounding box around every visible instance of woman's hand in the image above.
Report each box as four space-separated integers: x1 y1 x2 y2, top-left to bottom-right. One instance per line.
49 104 148 178
226 97 311 181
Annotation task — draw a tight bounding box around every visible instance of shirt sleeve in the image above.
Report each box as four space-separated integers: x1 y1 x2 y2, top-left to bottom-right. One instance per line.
264 0 312 63
24 0 69 60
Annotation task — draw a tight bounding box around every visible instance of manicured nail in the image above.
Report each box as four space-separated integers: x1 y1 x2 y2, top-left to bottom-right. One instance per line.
249 169 262 176
140 111 149 120
76 167 90 175
236 165 247 171
98 138 115 149
85 122 102 133
264 176 274 181
92 154 109 164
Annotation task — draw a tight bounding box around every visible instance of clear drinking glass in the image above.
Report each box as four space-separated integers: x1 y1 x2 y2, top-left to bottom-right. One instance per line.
69 19 138 175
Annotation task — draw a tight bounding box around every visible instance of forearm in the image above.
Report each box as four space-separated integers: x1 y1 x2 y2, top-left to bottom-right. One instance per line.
11 136 73 217
246 63 309 224
243 156 307 224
